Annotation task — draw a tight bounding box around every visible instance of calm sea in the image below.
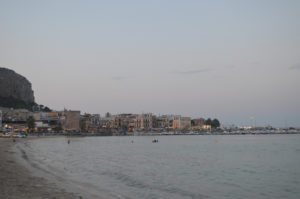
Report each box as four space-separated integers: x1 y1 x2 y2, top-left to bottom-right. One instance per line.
16 135 300 199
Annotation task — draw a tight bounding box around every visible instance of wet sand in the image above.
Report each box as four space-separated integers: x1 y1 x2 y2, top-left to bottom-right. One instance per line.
0 138 78 199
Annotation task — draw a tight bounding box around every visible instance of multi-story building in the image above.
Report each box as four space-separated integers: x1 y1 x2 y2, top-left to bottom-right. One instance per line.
90 114 100 126
181 117 191 129
1 107 32 122
0 107 32 131
154 115 173 129
172 115 191 130
80 114 101 132
60 110 80 131
33 110 80 131
135 113 153 130
191 118 205 129
33 111 59 121
172 115 181 129
108 114 137 130
33 111 59 130
107 115 117 128
107 113 154 131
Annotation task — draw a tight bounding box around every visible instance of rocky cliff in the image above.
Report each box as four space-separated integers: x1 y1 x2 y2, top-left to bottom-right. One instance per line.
0 67 35 109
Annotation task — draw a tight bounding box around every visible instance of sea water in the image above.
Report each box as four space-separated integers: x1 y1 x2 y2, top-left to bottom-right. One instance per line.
16 135 300 199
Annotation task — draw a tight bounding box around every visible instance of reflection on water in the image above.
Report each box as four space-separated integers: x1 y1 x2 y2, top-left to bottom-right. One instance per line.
19 135 300 199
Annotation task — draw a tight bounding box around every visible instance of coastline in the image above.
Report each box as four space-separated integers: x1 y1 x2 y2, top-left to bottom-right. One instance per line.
0 138 78 199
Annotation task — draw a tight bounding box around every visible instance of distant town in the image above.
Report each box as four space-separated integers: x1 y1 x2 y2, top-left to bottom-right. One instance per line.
0 67 299 137
1 106 299 136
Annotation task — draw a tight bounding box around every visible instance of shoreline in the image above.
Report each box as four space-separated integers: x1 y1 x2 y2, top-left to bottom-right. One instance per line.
21 130 300 138
0 138 78 199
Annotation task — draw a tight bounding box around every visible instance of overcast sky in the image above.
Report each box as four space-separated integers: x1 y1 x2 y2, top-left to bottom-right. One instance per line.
1 0 300 127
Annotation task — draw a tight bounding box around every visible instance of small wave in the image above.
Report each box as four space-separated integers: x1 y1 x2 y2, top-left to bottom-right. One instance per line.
101 170 208 199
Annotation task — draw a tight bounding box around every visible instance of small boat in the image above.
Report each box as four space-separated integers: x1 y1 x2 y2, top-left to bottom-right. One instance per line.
151 129 158 143
152 139 158 143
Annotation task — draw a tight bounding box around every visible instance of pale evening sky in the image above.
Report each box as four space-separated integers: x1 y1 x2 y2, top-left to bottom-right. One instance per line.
0 0 300 127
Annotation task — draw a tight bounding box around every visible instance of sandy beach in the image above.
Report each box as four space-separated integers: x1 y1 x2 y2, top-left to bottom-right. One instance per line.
0 138 78 199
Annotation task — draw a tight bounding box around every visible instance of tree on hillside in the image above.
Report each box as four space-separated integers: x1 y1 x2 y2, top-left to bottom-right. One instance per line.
32 104 52 112
43 106 52 112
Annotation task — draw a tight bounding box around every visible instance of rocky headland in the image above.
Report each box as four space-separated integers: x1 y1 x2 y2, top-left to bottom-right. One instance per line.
0 67 35 109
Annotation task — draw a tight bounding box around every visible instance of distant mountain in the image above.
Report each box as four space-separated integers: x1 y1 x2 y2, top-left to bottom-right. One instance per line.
0 67 35 110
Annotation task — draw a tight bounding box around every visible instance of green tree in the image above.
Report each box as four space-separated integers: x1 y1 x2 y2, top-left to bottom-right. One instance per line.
43 106 52 112
105 112 111 118
26 116 35 132
205 118 212 126
80 118 86 132
31 104 52 112
54 122 63 132
211 118 220 128
39 104 44 110
191 120 195 126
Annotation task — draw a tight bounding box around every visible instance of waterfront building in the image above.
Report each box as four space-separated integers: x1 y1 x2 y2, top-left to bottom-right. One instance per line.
171 115 192 130
192 118 205 127
191 118 205 129
154 115 174 129
135 113 153 130
33 111 60 131
33 110 80 132
107 115 117 128
1 107 32 122
181 117 191 129
202 125 211 130
35 121 50 129
80 114 101 133
108 114 137 130
0 107 32 131
33 111 60 121
61 110 80 131
106 113 154 131
172 115 181 129
99 117 109 128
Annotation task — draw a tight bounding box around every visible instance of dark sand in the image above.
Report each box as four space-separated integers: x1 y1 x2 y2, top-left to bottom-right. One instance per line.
0 138 78 199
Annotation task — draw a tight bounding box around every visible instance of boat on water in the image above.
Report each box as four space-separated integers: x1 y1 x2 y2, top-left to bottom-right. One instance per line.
150 129 158 143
